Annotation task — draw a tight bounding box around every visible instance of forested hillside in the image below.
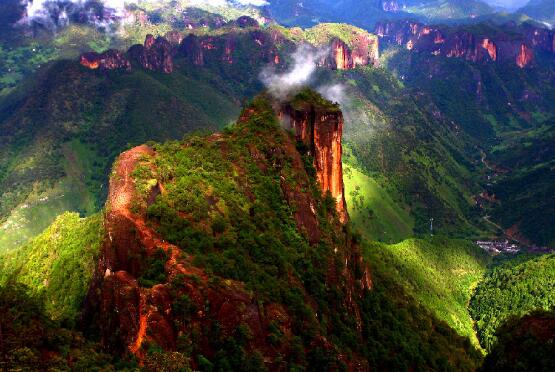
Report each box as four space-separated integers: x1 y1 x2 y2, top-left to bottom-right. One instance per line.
470 252 555 350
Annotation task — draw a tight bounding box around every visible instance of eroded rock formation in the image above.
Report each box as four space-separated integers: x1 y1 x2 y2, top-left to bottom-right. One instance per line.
80 50 131 71
375 20 555 68
322 34 379 70
83 97 370 369
128 34 174 73
280 102 349 224
79 23 379 76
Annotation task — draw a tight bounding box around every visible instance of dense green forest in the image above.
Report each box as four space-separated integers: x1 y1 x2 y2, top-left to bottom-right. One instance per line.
364 237 490 347
382 44 555 246
0 284 116 370
470 253 555 350
0 212 103 324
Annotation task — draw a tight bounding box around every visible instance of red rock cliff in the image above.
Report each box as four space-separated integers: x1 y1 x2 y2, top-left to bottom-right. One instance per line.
280 102 348 223
128 34 174 73
375 20 554 68
323 35 379 70
80 50 131 71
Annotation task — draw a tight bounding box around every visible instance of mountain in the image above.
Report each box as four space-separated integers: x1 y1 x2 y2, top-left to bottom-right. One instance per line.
375 19 555 246
519 0 555 28
0 20 384 251
0 90 484 370
1 4 554 369
482 310 555 371
265 0 496 29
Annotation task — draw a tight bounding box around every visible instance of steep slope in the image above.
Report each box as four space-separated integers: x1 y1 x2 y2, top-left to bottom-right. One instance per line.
486 121 555 246
378 21 555 245
79 92 481 370
519 0 555 27
0 20 383 251
0 60 241 251
470 252 555 350
265 0 495 29
0 212 103 323
84 92 371 368
0 284 115 370
481 310 555 371
365 237 491 347
334 67 486 238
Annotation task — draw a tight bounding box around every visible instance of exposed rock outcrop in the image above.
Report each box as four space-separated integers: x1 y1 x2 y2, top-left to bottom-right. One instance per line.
321 34 379 70
280 100 348 224
375 20 555 68
79 21 379 75
235 15 259 28
180 30 286 67
128 34 174 73
80 50 131 71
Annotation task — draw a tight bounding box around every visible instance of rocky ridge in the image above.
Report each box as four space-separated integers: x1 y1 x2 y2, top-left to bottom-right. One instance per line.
375 20 555 68
79 18 379 74
83 92 372 369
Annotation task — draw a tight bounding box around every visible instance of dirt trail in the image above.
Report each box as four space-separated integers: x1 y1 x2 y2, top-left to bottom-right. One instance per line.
106 145 210 357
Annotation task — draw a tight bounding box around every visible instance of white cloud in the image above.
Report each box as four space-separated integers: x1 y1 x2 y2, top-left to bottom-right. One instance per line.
19 0 268 28
260 44 329 99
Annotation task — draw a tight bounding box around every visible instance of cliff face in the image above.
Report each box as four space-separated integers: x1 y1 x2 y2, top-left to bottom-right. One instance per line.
321 35 379 70
375 20 555 68
280 101 348 223
83 94 371 369
79 50 131 71
128 34 174 73
80 24 379 74
180 30 285 67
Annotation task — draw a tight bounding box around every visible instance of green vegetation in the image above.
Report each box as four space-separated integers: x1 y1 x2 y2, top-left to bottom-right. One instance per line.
520 0 555 28
365 237 491 347
405 0 493 20
381 42 555 245
0 284 116 370
362 258 483 371
273 22 378 50
344 163 414 243
470 252 555 350
0 212 103 323
128 94 483 369
488 122 555 246
140 94 341 306
482 310 555 372
0 59 241 251
334 66 486 238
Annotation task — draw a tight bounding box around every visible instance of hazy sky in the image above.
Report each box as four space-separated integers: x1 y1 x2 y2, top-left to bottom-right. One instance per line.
483 0 529 10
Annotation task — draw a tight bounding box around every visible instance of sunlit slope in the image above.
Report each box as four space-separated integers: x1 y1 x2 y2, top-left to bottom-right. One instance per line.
364 237 491 347
0 212 103 323
344 163 413 243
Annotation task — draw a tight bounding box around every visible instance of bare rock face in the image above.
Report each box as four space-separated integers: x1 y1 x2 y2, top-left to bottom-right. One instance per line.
516 43 534 68
80 50 131 71
322 34 379 70
180 34 204 66
180 30 285 67
375 20 555 68
129 34 174 73
280 102 348 224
